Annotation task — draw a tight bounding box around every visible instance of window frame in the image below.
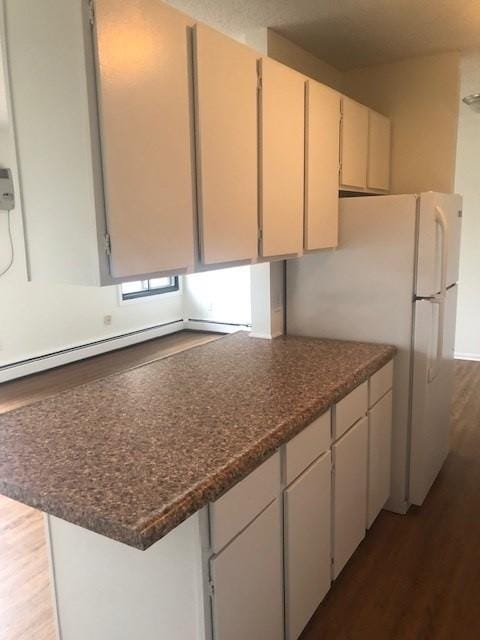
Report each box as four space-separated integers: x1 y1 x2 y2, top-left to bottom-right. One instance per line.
120 276 180 301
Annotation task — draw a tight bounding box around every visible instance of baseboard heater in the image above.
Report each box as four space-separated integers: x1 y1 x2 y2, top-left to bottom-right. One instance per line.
0 319 185 383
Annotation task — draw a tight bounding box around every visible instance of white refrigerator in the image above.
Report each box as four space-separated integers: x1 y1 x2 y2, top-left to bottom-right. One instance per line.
287 192 462 514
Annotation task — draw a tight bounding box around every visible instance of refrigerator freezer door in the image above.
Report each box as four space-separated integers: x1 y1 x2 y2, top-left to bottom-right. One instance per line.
416 193 463 296
409 285 458 505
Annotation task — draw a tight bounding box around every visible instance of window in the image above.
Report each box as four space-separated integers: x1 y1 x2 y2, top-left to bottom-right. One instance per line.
120 277 179 301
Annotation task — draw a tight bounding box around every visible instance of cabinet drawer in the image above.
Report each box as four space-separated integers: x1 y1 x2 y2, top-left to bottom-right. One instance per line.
210 499 284 640
332 415 368 579
209 452 280 552
285 451 331 640
367 390 393 528
369 361 394 408
286 411 331 485
333 381 368 441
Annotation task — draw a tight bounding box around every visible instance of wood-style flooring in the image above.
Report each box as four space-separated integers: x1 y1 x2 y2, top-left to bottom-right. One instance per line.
301 359 480 640
0 330 221 640
0 497 56 640
0 351 479 639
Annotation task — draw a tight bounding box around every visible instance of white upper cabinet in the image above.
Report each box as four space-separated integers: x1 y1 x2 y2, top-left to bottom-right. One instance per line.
194 24 258 265
305 81 340 251
259 58 305 258
94 0 196 278
368 110 391 191
340 97 369 189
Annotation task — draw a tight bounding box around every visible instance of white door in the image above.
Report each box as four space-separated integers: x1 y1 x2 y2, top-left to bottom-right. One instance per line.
340 97 368 189
416 192 463 296
194 24 258 265
367 110 391 191
259 58 305 257
304 81 340 250
367 391 393 528
332 416 368 579
210 499 284 640
284 452 331 640
94 0 196 278
410 285 458 505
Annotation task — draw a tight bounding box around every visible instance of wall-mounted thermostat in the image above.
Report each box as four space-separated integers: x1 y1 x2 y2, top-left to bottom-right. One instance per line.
0 168 15 211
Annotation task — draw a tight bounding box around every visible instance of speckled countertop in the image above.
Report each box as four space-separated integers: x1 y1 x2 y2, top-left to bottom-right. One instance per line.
0 332 395 550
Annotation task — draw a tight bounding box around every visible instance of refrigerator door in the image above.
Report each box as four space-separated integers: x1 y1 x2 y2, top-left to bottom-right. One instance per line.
409 284 458 505
416 192 463 297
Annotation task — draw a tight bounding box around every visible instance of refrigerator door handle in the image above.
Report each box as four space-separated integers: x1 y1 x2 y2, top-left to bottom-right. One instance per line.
434 205 449 298
428 296 445 383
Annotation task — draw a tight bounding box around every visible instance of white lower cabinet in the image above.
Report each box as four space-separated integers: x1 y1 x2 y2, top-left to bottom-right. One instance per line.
208 363 394 639
367 391 393 528
332 415 368 579
284 451 332 640
210 499 284 640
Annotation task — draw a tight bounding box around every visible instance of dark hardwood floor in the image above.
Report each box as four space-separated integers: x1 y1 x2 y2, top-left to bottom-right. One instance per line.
301 359 480 640
0 351 479 639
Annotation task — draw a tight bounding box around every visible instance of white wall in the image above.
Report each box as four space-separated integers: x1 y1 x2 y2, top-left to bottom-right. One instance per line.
454 50 480 360
344 52 461 195
267 30 343 91
183 266 251 327
0 45 7 126
0 126 184 367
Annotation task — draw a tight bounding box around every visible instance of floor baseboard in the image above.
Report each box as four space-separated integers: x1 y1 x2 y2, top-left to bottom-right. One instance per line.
0 320 185 383
455 352 480 362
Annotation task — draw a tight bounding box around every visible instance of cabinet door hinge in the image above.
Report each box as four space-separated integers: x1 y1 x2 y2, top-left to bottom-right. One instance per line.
104 233 112 256
208 580 215 598
256 61 262 91
258 228 263 241
88 0 95 26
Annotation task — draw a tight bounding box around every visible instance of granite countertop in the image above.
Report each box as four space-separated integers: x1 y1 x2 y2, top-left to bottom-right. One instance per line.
0 332 395 550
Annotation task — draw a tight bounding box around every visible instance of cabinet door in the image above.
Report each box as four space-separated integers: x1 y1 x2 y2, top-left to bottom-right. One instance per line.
333 416 368 579
367 391 393 528
285 452 331 640
259 58 305 257
94 0 195 278
305 81 340 250
368 110 391 191
194 24 258 265
340 97 368 189
210 499 284 640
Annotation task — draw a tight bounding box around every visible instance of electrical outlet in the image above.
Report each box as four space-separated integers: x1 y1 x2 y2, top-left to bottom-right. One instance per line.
104 315 112 326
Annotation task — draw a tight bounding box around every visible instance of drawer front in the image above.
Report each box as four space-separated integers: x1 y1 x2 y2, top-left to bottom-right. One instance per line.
210 452 280 553
285 451 331 640
286 411 331 485
367 390 393 528
332 415 368 579
210 499 284 640
369 360 394 408
333 381 368 441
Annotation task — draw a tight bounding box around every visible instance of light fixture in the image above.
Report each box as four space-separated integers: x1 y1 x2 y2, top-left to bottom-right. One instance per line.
463 93 480 112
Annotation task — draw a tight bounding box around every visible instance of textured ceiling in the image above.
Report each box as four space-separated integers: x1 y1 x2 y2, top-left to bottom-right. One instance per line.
166 0 480 69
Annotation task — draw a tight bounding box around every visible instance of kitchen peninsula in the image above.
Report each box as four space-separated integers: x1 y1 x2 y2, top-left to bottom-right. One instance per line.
0 333 395 640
